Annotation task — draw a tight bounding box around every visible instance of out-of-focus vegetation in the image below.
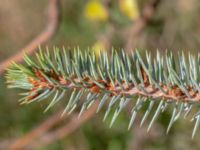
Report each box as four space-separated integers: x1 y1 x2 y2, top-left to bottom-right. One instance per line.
1 0 200 149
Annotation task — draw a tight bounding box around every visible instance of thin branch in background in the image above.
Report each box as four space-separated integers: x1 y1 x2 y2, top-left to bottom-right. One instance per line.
125 0 161 52
9 101 97 150
0 0 61 149
26 102 98 150
0 0 61 75
9 110 66 150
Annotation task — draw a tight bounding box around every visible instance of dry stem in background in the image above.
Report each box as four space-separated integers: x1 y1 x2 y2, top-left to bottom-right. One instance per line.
125 0 161 52
0 0 60 75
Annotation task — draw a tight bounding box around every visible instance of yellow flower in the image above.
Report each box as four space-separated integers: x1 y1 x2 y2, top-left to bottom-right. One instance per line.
84 0 109 22
92 41 105 57
119 0 140 21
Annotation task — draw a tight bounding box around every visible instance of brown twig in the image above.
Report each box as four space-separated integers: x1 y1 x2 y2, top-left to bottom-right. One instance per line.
0 0 60 75
9 110 66 150
27 102 98 150
125 0 161 52
9 100 98 150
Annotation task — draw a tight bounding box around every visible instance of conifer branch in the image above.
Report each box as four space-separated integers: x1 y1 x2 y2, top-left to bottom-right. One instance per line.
6 48 200 137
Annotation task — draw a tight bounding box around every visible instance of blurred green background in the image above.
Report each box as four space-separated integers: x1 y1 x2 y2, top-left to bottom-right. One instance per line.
1 0 200 149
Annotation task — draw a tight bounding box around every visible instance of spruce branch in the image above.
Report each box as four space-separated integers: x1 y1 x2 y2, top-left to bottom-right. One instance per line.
6 47 200 138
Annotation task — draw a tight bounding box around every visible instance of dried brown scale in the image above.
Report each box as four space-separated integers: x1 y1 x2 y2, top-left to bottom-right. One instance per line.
27 68 200 103
34 69 47 82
